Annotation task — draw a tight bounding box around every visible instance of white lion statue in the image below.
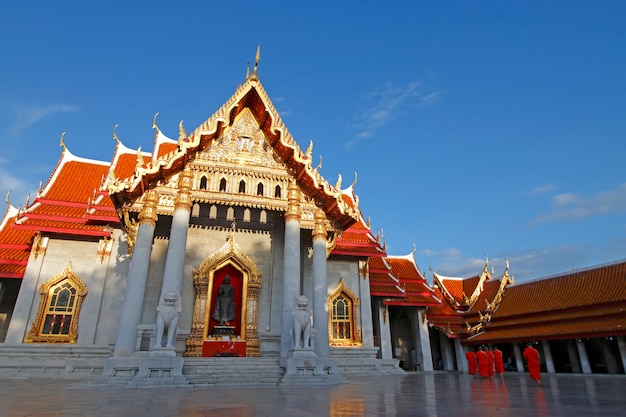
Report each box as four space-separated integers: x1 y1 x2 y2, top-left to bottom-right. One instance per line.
153 291 182 349
291 295 312 349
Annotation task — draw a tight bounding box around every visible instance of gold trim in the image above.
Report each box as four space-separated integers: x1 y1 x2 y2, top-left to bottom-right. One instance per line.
25 262 88 343
328 278 362 346
185 232 263 357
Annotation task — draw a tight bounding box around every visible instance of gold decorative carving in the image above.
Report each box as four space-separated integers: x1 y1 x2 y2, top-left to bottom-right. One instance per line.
25 262 88 343
139 190 158 227
285 180 300 221
328 278 362 346
97 237 113 264
174 168 193 210
312 208 327 241
121 211 138 256
185 231 263 357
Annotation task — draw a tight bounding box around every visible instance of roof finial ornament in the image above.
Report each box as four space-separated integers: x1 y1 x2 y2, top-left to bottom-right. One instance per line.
37 180 43 197
248 44 261 81
246 62 250 79
334 174 342 191
5 191 11 208
178 120 187 145
113 124 120 144
411 243 416 256
59 131 67 150
350 171 358 189
152 112 161 138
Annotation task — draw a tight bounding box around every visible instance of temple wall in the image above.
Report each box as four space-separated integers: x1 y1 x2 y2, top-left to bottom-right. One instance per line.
94 230 129 347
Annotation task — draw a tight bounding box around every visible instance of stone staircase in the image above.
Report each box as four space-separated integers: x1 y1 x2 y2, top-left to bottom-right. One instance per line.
182 357 285 386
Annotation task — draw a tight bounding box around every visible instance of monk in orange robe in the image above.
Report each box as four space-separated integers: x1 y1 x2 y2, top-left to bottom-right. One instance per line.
476 345 489 378
523 343 541 385
493 347 505 377
465 348 477 376
486 347 495 377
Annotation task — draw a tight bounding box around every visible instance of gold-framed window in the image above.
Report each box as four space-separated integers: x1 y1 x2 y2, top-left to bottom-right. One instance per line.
328 278 362 346
25 263 87 343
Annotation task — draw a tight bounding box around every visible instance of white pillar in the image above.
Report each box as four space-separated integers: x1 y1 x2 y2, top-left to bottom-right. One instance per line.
617 336 626 374
417 308 433 371
113 190 158 357
577 339 592 374
312 208 329 357
281 182 300 358
542 340 556 373
567 340 582 373
377 301 393 359
358 261 374 348
455 339 467 372
513 344 525 373
158 169 192 297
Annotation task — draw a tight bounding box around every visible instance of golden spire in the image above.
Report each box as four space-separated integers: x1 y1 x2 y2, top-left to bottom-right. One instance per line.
248 44 261 81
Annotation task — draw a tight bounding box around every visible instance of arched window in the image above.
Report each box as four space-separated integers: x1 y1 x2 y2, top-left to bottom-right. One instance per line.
25 263 87 343
259 210 267 224
209 205 218 219
226 207 235 221
257 182 264 196
274 185 281 198
219 178 227 192
199 176 208 190
191 203 200 217
243 208 251 223
332 294 352 339
328 278 361 346
239 180 246 193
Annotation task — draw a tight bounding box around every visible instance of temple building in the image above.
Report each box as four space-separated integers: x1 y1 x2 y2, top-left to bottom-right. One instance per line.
0 49 624 384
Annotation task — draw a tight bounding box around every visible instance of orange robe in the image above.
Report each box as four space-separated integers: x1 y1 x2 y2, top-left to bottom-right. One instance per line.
486 350 495 377
493 349 505 374
476 350 489 378
465 351 477 375
523 346 541 382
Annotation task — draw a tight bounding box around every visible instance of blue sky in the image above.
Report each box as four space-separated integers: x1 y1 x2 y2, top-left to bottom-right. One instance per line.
1 1 625 283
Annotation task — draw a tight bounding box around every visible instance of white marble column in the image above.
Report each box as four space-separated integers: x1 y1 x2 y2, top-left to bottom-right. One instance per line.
566 340 582 373
312 208 329 357
377 301 393 359
281 181 301 358
542 340 556 373
417 308 433 371
358 260 375 348
158 169 192 297
513 344 525 373
151 169 193 353
113 190 158 357
455 339 467 372
577 339 592 374
617 336 626 374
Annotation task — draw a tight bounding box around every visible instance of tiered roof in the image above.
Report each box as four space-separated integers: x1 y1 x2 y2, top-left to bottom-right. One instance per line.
467 260 626 343
107 54 360 230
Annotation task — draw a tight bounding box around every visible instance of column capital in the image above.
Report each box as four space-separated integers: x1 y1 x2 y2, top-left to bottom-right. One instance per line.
285 180 301 221
312 208 327 241
139 190 158 227
174 168 194 211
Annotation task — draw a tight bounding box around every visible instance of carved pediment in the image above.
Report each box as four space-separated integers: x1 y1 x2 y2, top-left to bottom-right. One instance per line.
196 109 288 171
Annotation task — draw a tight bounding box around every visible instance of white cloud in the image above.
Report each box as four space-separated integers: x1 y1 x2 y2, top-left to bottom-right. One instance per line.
0 158 32 206
6 103 79 137
532 183 626 224
347 81 443 149
524 184 556 196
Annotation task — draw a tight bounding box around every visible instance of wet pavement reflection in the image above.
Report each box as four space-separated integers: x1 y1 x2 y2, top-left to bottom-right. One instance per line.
0 372 624 416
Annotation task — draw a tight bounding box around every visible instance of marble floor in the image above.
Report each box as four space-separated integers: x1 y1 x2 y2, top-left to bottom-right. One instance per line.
1 372 624 417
